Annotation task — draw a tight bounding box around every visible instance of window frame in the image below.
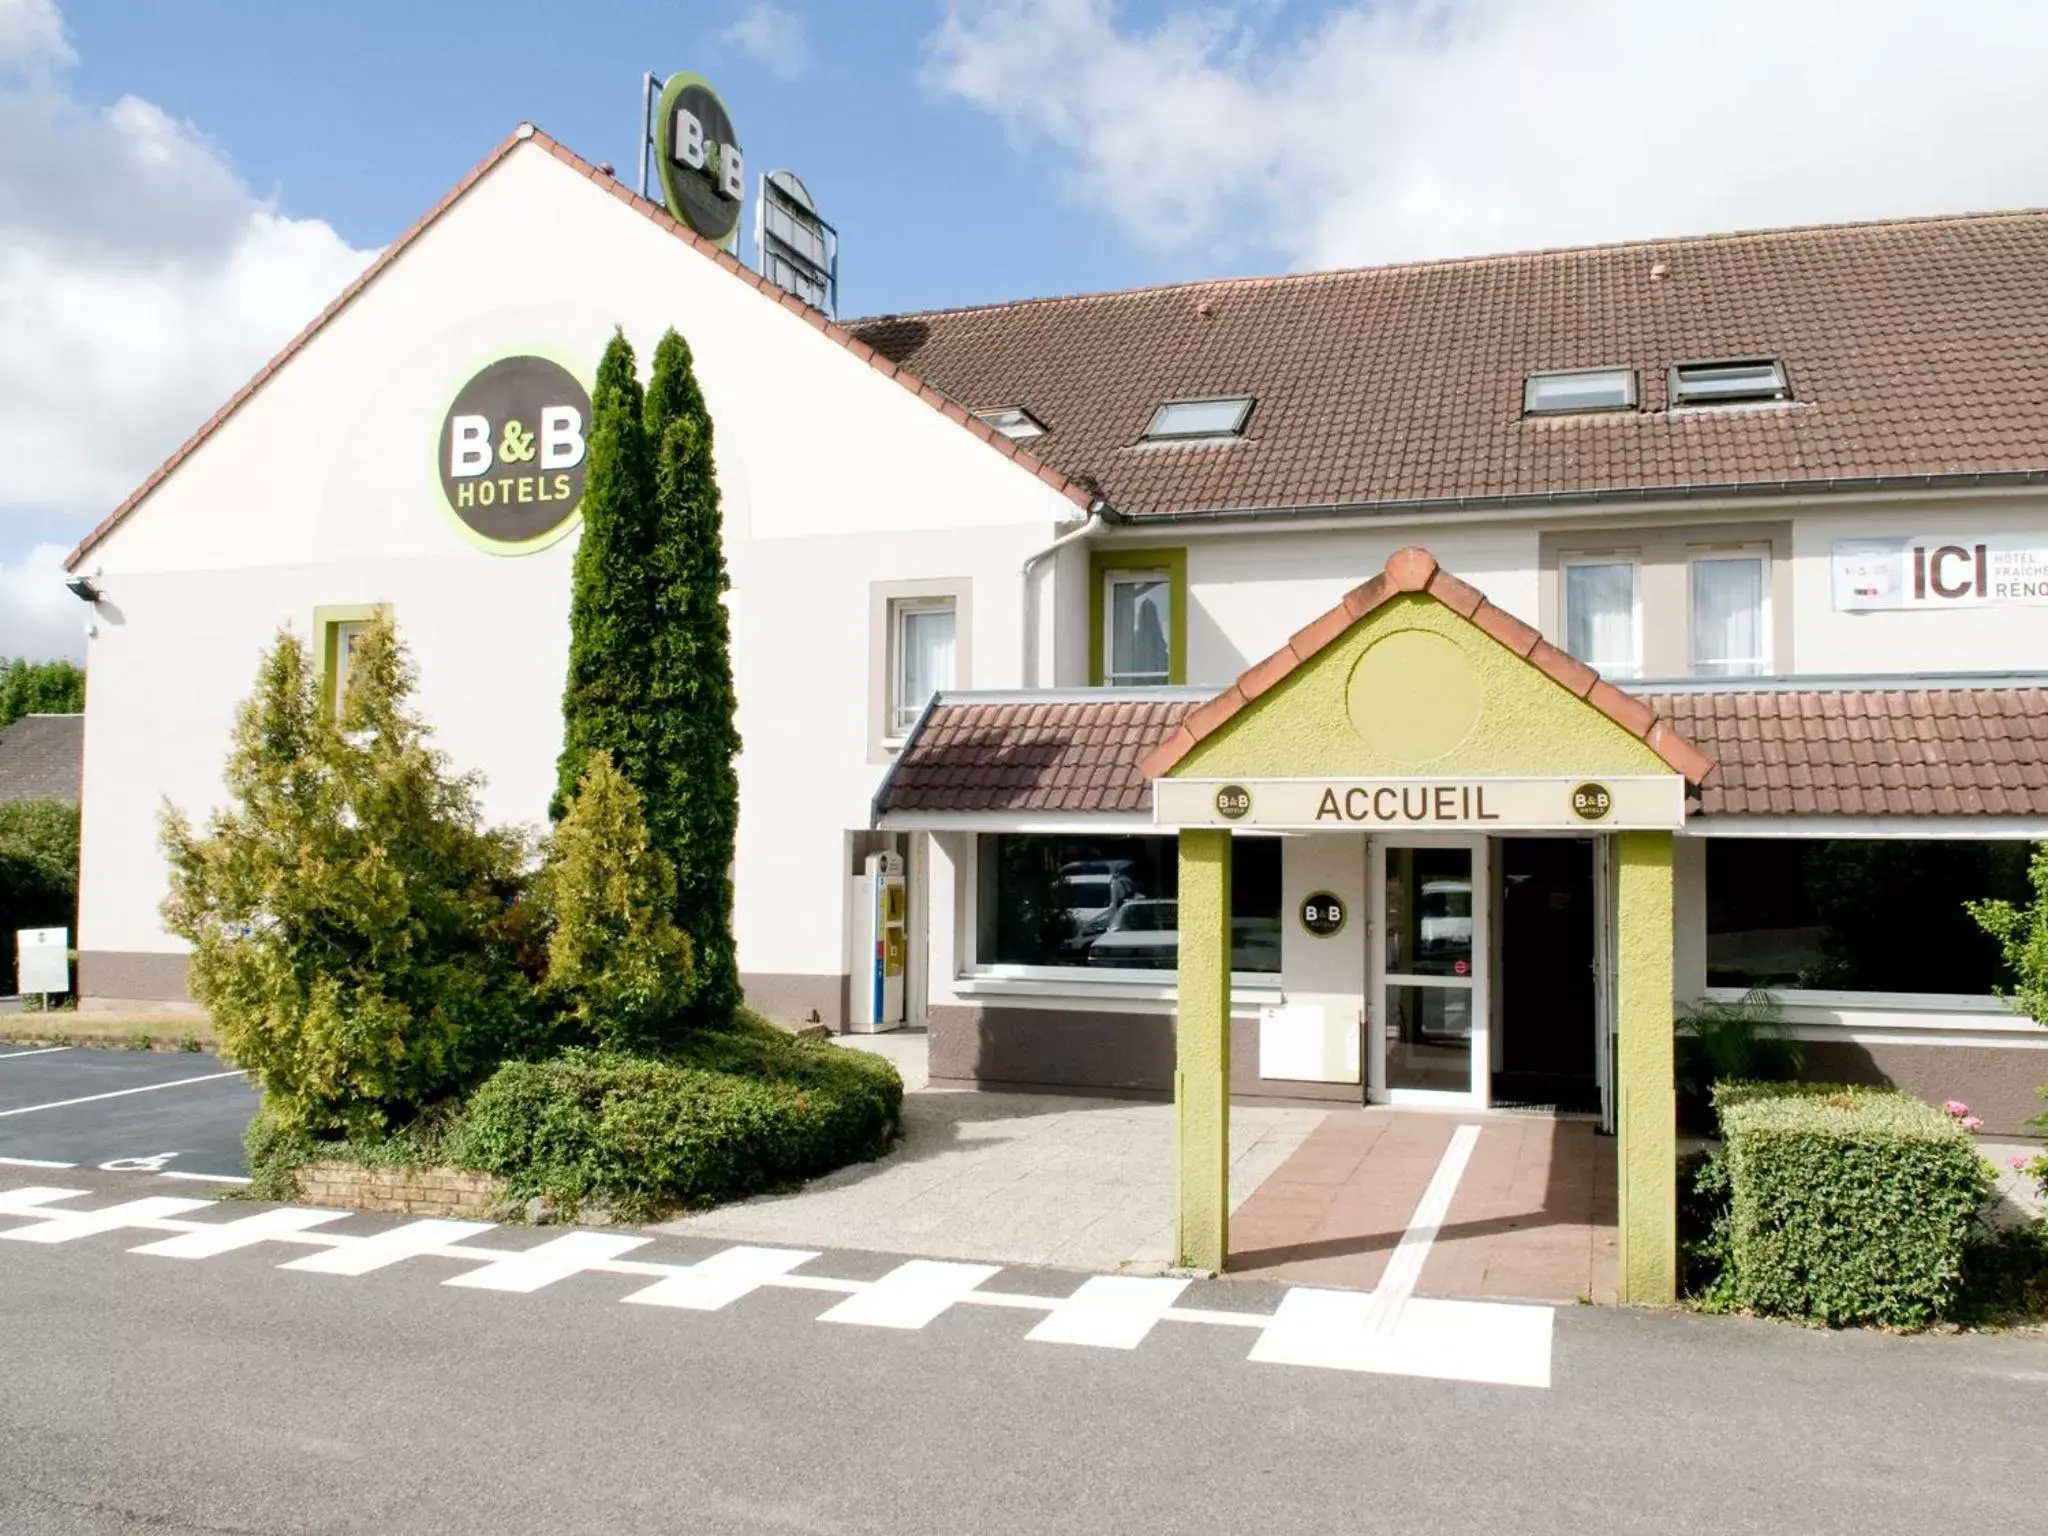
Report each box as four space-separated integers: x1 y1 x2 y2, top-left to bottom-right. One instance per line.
972 405 1047 441
1686 546 1773 678
868 577 973 762
312 603 389 720
1141 395 1254 442
1559 553 1644 680
888 595 958 738
1101 569 1174 688
1668 357 1791 409
1088 547 1186 686
1522 367 1638 416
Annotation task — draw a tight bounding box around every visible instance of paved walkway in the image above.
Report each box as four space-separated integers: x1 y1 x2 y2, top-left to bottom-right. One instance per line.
1227 1110 1618 1303
657 1035 1323 1271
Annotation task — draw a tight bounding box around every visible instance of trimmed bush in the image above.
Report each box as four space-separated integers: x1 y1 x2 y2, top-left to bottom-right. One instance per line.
446 1015 902 1219
1716 1081 1991 1327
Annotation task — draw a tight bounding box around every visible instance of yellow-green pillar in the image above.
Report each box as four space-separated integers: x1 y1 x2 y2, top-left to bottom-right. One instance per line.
1616 829 1677 1304
1175 828 1232 1272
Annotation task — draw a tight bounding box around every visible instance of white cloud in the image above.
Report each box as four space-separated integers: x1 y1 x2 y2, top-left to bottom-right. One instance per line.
0 543 82 662
724 1 810 81
925 0 2048 271
0 0 376 657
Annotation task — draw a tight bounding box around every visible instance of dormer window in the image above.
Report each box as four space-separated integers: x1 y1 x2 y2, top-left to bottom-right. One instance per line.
1142 396 1253 441
974 405 1047 441
1524 368 1637 415
1669 358 1791 407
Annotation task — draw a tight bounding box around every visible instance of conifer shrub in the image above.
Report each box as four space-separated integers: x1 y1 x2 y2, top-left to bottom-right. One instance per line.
447 1013 903 1219
1713 1081 1991 1327
533 750 693 1052
161 616 534 1136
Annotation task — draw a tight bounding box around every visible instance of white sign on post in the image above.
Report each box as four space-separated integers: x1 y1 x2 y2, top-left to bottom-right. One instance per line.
16 928 70 999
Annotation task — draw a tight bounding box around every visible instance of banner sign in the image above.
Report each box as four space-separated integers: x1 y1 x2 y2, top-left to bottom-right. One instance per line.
1831 536 2048 611
1153 776 1686 832
655 73 744 248
437 356 592 554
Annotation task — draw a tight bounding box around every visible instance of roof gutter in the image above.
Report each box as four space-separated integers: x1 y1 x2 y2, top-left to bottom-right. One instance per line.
1019 498 1110 688
1112 469 2048 528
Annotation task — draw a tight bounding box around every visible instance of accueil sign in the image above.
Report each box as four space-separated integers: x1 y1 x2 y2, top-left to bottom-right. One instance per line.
1153 776 1687 831
437 355 592 554
1831 536 2048 610
655 72 744 248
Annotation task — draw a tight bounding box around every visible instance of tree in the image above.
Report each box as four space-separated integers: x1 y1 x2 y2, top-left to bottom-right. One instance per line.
0 658 84 727
1970 843 2048 1027
534 751 693 1052
644 327 741 1020
0 799 78 993
162 614 532 1136
555 328 742 1025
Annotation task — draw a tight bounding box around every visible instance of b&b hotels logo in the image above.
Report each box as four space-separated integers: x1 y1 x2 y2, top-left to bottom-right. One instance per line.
437 356 593 552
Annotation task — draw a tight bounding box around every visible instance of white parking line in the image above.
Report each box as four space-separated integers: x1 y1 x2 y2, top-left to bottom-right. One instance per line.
0 1047 72 1062
0 1155 77 1169
0 1069 247 1119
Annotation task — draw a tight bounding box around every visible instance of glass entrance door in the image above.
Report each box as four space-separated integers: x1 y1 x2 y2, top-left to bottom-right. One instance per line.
1372 838 1489 1105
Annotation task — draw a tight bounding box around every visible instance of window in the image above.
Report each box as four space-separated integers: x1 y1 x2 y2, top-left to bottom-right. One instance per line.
973 405 1046 441
1705 839 2032 995
889 598 955 736
1669 358 1790 408
975 833 1281 973
1524 368 1637 415
1561 558 1641 678
1104 570 1171 686
1690 552 1769 677
314 605 386 721
332 621 371 716
1142 396 1253 441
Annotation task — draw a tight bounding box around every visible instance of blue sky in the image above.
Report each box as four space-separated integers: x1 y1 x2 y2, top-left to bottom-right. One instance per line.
7 0 2048 658
56 0 1230 318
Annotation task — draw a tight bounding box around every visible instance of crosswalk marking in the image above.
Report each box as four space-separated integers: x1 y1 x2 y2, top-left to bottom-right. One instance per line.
444 1231 652 1293
818 1259 1002 1330
280 1218 494 1275
1025 1274 1189 1349
0 1195 211 1244
0 1185 1556 1387
130 1207 351 1259
623 1245 819 1310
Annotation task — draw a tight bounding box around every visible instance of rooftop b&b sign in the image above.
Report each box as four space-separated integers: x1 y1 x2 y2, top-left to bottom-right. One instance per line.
1153 776 1686 831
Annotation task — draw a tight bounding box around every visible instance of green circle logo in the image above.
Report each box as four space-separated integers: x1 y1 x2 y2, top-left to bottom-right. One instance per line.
436 356 591 554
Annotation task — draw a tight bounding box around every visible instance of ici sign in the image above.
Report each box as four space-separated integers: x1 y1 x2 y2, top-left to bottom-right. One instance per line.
1832 535 2048 610
437 356 593 554
655 73 744 248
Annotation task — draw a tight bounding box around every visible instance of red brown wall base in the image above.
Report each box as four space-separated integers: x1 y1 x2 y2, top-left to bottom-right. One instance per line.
1797 1040 2048 1138
927 1003 1364 1105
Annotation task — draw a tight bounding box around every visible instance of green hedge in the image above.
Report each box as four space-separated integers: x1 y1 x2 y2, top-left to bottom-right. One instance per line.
444 1014 902 1219
1716 1081 1991 1327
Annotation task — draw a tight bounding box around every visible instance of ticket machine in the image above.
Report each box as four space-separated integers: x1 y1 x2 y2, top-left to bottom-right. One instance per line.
849 850 906 1032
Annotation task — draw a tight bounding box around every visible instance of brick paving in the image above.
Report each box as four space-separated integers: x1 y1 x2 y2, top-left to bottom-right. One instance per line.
1226 1110 1617 1304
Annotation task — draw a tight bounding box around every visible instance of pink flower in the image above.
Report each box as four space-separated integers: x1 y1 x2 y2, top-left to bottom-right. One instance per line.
1943 1100 1971 1118
2012 1156 2033 1172
1962 1116 1984 1133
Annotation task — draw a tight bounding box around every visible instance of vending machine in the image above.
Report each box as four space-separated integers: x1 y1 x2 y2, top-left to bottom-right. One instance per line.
848 849 906 1032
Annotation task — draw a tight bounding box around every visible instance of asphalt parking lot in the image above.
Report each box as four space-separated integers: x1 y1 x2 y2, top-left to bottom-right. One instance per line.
0 1045 256 1183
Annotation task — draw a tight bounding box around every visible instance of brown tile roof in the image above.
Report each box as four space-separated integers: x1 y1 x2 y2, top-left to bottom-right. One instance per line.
1140 547 1713 783
67 127 1092 572
880 694 1203 816
1648 684 2048 818
848 210 2048 518
0 714 83 805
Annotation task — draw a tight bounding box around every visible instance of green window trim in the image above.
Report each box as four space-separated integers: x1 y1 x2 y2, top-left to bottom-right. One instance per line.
313 603 390 717
1090 547 1187 686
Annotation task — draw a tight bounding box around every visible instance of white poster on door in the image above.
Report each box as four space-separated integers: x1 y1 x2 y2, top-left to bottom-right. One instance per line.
1831 536 2048 610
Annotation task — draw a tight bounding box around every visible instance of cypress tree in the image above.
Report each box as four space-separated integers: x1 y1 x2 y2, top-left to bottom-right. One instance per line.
643 328 741 1021
556 331 658 820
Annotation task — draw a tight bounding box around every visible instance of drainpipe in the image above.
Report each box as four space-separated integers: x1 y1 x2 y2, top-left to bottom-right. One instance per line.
1018 498 1108 689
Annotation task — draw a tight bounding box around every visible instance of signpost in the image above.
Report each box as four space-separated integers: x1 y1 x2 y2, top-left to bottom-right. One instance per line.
15 927 69 1006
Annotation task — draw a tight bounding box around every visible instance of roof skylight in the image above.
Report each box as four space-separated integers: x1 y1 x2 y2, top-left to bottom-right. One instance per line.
1669 358 1791 407
1524 368 1638 415
1143 396 1253 441
973 405 1047 441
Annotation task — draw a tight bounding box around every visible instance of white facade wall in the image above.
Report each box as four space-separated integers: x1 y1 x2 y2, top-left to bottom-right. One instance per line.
75 142 1077 999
